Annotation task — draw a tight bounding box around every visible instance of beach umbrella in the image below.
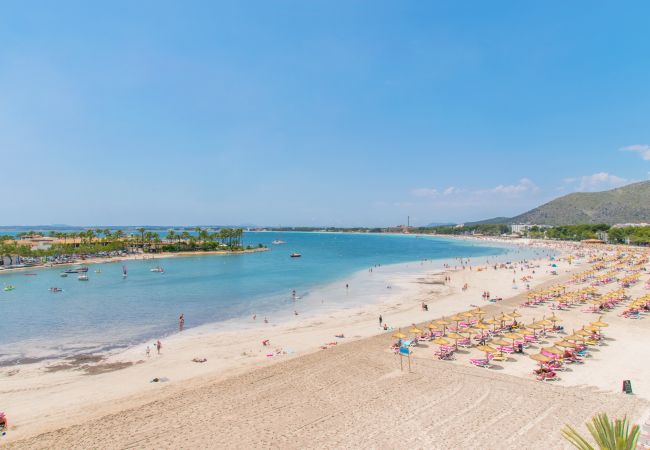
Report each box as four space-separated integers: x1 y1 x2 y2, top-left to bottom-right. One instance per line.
541 346 563 357
530 353 552 364
473 307 487 316
426 322 437 330
409 325 423 335
432 337 450 346
510 309 522 318
591 317 609 328
554 340 577 349
548 314 562 323
392 330 407 339
446 332 465 349
435 318 450 335
449 314 464 328
476 344 496 354
491 338 511 347
566 334 585 342
503 332 521 346
575 328 591 336
461 311 474 318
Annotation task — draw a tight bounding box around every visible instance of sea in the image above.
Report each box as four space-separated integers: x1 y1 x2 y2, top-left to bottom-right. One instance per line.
0 231 552 365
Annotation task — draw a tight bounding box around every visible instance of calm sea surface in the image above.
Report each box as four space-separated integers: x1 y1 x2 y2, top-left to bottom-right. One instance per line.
0 232 547 364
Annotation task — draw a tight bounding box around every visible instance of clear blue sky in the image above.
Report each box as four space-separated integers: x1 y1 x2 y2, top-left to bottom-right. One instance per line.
2 1 650 227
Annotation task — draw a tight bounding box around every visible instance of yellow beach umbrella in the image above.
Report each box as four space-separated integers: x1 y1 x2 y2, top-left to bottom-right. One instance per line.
541 346 563 356
591 317 609 328
435 318 450 325
473 307 487 316
491 338 511 347
476 345 496 354
392 330 407 339
510 310 522 318
461 311 474 318
575 328 591 336
409 325 423 335
426 322 437 330
530 353 551 363
432 337 450 346
554 340 577 348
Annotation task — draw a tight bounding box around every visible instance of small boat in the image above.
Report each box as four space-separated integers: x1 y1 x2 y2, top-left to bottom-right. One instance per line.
49 287 63 293
3 285 15 292
272 240 286 245
122 266 128 278
60 273 68 278
290 253 302 258
24 273 37 276
64 267 89 274
94 268 102 274
78 274 89 281
150 266 164 273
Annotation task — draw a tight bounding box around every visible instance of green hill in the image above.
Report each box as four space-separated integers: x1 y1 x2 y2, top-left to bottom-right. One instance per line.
473 181 650 226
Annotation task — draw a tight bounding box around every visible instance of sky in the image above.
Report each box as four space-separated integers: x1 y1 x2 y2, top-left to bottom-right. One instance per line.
2 1 650 227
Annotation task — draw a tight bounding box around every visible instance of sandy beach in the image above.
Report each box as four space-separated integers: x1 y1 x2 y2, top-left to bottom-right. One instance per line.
2 240 649 449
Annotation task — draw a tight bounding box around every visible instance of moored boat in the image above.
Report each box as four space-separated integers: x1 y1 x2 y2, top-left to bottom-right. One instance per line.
290 253 301 258
150 266 164 273
78 274 89 281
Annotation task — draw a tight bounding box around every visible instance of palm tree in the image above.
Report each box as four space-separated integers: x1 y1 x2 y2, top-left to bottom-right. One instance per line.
137 227 146 248
562 414 640 450
166 230 176 244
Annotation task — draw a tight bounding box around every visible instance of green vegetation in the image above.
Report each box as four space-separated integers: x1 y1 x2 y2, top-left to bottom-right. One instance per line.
0 227 253 260
419 224 510 236
472 180 650 226
562 414 640 450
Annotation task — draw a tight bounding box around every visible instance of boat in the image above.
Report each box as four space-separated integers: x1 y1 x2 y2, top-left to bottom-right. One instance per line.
150 266 164 273
78 274 89 281
3 285 15 292
49 287 63 293
122 265 128 278
94 268 102 274
272 240 286 245
290 253 302 258
64 267 89 274
60 273 68 278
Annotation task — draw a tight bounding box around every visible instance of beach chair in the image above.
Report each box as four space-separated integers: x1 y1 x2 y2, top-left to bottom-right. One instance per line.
469 358 491 368
496 345 514 354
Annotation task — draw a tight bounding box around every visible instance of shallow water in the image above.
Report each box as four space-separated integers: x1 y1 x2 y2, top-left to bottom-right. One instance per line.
0 232 549 363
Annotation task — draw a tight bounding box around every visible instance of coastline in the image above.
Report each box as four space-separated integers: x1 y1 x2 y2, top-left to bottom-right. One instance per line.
4 237 648 448
1 239 569 444
0 247 268 275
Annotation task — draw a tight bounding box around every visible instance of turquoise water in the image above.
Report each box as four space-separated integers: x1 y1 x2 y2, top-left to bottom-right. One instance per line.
0 232 545 364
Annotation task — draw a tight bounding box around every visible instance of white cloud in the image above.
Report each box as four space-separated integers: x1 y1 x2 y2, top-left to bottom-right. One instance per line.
620 144 650 160
479 178 538 196
575 172 627 191
443 186 463 196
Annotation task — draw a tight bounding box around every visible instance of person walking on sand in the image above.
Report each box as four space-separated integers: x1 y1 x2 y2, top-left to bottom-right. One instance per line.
156 340 162 355
379 315 383 327
146 345 151 358
179 313 185 332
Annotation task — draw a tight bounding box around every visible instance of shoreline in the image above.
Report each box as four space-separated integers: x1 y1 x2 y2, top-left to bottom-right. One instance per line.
0 239 568 443
0 247 268 276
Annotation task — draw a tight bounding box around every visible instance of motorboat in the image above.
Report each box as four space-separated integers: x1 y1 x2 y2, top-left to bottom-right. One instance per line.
49 287 63 293
150 266 165 273
60 273 68 278
272 240 286 245
3 285 15 292
78 274 89 281
122 266 128 278
94 268 102 273
290 253 302 258
64 267 89 274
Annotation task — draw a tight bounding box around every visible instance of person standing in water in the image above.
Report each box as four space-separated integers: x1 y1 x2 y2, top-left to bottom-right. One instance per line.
156 340 162 355
179 313 185 332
